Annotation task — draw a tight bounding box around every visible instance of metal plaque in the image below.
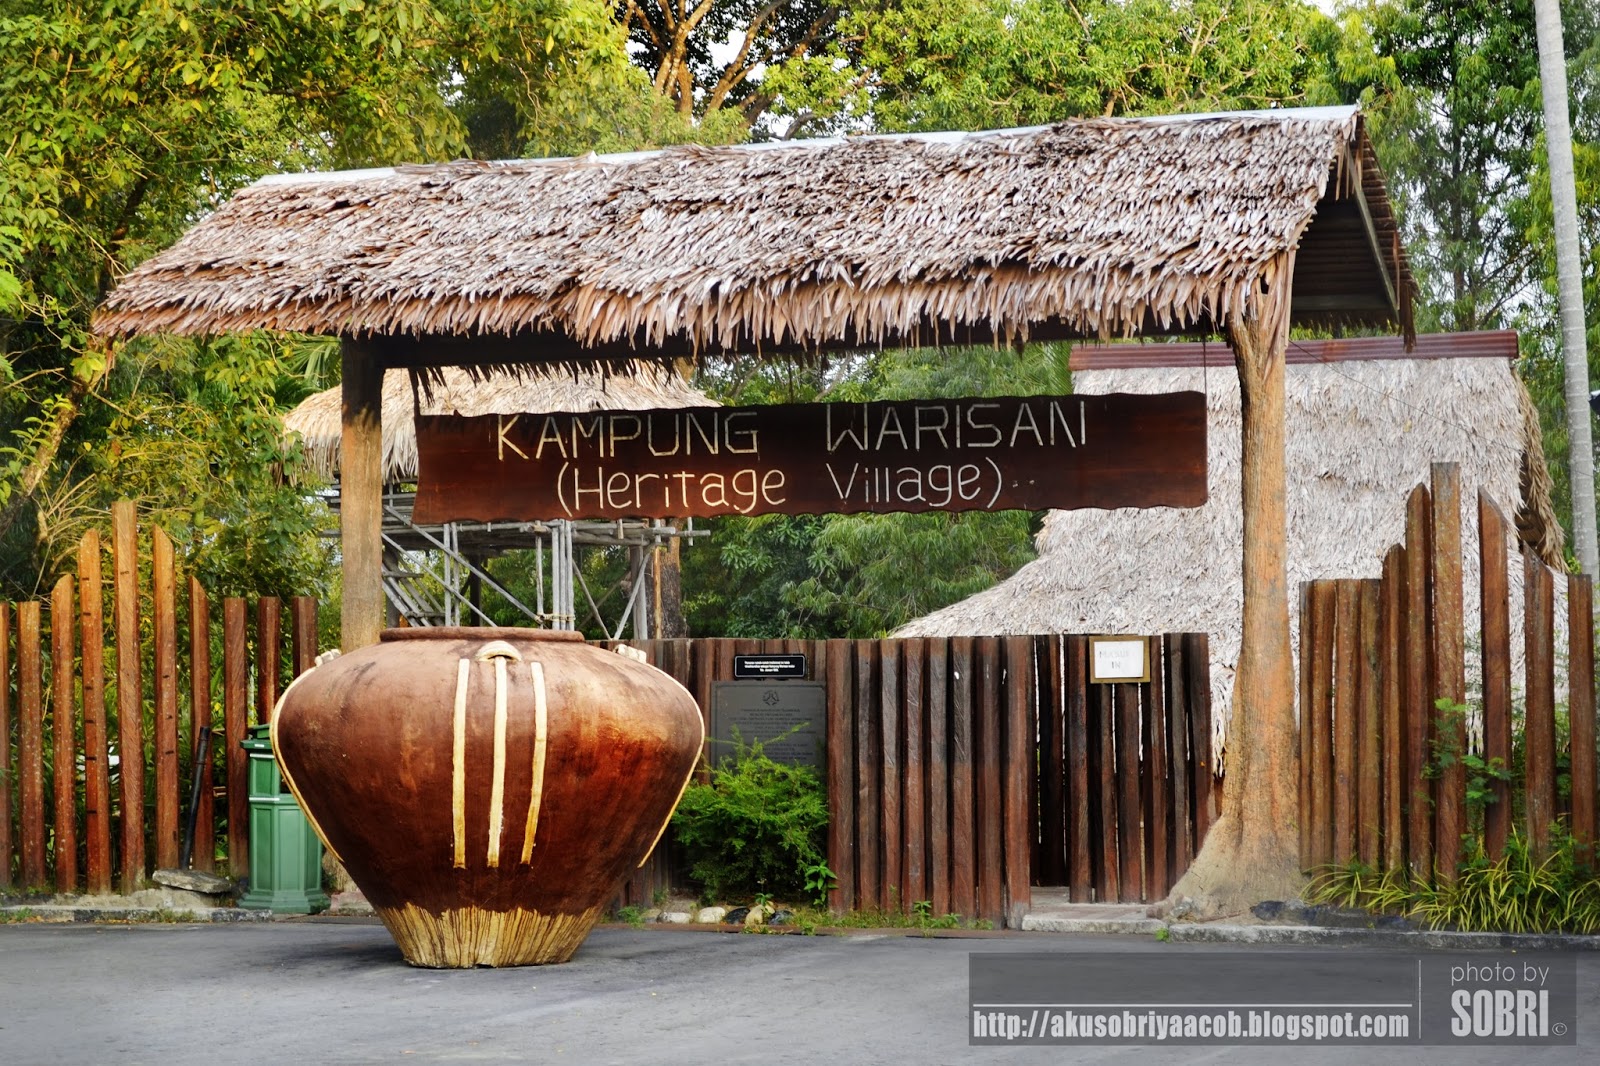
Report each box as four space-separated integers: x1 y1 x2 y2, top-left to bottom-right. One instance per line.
708 681 825 767
733 654 807 679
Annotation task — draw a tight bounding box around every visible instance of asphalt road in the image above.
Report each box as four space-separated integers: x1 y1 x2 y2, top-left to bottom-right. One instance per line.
0 920 1595 1065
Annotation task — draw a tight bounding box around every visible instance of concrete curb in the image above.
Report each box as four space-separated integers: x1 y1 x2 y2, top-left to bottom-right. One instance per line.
1 904 275 924
1167 922 1600 951
1021 916 1167 935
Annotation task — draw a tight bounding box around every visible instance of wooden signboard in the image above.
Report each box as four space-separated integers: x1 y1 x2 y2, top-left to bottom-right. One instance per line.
413 392 1206 524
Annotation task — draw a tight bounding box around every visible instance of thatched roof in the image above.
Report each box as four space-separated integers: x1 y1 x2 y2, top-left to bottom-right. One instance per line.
96 106 1410 357
284 364 715 484
897 340 1562 760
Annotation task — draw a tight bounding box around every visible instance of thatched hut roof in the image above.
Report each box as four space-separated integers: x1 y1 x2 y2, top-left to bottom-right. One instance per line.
897 335 1561 759
284 364 714 484
96 106 1410 356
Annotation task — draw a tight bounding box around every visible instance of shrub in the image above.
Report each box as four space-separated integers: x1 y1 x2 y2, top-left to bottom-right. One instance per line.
1306 832 1600 934
671 740 828 902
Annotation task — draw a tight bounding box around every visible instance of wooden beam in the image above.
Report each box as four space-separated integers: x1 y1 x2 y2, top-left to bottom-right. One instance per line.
340 338 385 651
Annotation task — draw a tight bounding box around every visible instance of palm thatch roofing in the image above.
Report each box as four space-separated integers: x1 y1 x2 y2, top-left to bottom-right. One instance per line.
284 364 715 485
897 335 1563 761
95 106 1410 357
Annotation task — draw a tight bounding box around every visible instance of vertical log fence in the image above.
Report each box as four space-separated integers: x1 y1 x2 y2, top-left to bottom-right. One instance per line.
612 632 1213 926
0 503 318 894
1300 462 1598 881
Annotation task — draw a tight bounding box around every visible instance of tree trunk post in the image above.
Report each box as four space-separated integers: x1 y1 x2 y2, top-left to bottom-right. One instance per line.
341 338 385 652
1533 0 1597 576
1166 257 1304 916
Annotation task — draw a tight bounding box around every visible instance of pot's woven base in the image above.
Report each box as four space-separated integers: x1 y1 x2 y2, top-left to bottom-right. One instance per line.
377 902 604 968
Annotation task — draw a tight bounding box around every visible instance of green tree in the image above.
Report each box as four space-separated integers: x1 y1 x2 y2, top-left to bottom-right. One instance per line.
619 0 843 134
0 0 670 597
1337 0 1547 333
765 0 1342 135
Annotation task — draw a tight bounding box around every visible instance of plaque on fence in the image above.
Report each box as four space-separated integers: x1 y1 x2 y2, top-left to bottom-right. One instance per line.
412 392 1207 523
733 653 807 679
1089 635 1150 683
709 681 825 768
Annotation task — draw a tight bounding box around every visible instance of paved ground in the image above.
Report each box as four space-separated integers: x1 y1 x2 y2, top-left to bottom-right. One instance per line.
1 919 1596 1064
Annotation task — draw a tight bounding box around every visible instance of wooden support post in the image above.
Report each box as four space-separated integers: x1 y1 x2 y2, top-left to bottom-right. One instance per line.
1093 678 1118 901
291 596 318 678
1569 575 1596 863
975 637 1004 922
901 638 926 914
1115 681 1142 900
1523 551 1556 861
925 638 950 917
1430 464 1466 882
1356 580 1382 868
948 636 976 919
853 639 880 911
79 532 111 894
1380 547 1405 873
223 597 250 878
878 639 901 912
1038 636 1066 888
0 602 11 891
1185 633 1214 848
256 597 281 725
112 500 145 889
50 576 77 892
692 638 714 779
1478 493 1512 860
18 602 45 888
1309 581 1335 869
340 338 385 652
1402 485 1432 880
1297 583 1314 870
1332 580 1358 864
153 527 179 871
1001 636 1032 924
1144 636 1170 898
825 639 854 914
189 578 215 873
1163 635 1192 890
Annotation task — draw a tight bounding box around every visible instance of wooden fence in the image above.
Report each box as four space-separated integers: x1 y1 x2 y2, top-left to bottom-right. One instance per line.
612 634 1214 924
0 501 315 894
1299 462 1597 882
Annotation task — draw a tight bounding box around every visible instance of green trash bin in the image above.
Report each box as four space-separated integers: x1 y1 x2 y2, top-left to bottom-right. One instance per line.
239 723 330 914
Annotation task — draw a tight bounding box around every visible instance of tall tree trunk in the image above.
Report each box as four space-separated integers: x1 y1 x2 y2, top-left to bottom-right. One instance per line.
1166 282 1303 917
1534 0 1597 575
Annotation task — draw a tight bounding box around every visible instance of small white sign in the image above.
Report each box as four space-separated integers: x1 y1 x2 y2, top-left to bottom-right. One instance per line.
1089 636 1149 684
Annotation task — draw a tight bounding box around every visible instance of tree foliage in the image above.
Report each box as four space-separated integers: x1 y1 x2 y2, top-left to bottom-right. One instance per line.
0 0 690 598
765 0 1342 135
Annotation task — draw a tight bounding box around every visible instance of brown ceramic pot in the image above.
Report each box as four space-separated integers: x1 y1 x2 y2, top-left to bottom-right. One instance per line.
272 628 702 967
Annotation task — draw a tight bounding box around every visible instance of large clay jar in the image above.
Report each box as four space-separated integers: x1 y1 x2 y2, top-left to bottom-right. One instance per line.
272 628 702 968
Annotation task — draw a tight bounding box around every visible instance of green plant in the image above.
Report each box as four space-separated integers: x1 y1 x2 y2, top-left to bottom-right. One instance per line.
1154 927 1170 942
1306 831 1600 934
802 861 837 907
1425 698 1518 846
910 899 962 933
671 738 828 901
614 905 648 927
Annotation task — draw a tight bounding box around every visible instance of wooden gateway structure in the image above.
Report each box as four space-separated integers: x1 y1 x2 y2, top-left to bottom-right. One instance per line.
97 105 1415 919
